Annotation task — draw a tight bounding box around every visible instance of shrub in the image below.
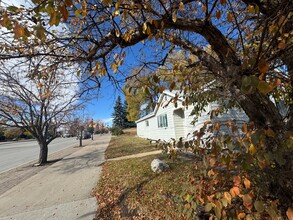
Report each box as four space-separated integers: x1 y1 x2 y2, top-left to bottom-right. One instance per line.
110 126 124 136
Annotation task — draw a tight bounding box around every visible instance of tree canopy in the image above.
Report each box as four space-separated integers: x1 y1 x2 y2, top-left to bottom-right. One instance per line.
0 0 292 218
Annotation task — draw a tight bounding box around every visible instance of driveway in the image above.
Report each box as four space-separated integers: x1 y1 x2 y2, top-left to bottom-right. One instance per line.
0 134 111 220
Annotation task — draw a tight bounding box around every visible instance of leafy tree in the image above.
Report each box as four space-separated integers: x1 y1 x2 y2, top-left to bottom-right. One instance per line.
112 96 127 128
1 0 293 217
123 100 136 127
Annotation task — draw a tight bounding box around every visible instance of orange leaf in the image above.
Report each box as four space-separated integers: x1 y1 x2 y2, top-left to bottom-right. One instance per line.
286 207 293 220
14 23 24 37
220 0 226 6
227 11 233 22
209 158 216 167
258 59 269 73
243 194 253 210
273 78 281 87
214 122 220 130
202 5 207 12
248 5 255 13
244 178 251 189
233 176 241 186
216 10 221 19
241 123 247 134
238 212 246 219
278 42 286 49
266 128 276 138
230 186 240 197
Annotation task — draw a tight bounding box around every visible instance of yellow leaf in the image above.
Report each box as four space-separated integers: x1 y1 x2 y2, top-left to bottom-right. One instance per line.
103 0 112 4
142 22 147 33
238 212 246 219
172 11 177 23
204 203 213 212
179 2 184 11
244 178 251 189
202 5 207 13
249 144 256 155
115 2 120 10
258 59 269 73
248 5 255 13
227 11 233 23
216 10 221 19
257 81 274 94
224 192 232 204
254 200 265 212
75 9 80 17
111 63 117 70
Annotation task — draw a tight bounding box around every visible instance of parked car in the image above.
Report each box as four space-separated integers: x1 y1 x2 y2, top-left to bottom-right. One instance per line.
62 132 73 138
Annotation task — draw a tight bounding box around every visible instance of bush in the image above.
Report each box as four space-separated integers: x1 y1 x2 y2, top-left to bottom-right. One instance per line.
4 127 23 140
0 126 6 141
110 126 124 136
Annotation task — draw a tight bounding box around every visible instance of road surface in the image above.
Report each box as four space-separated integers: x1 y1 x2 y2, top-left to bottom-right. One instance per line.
0 137 81 173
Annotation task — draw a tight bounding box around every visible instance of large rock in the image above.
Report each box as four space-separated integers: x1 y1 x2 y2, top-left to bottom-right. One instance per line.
151 159 169 173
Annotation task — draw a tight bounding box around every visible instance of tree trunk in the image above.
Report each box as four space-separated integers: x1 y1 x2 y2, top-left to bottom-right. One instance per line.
38 141 48 165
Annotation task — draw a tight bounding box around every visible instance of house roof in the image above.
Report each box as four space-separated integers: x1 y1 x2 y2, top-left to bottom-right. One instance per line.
135 90 183 123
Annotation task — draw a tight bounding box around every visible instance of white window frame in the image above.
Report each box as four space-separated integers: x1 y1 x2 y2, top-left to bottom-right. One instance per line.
157 114 168 128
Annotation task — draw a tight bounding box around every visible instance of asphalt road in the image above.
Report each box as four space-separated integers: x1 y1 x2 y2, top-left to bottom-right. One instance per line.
0 137 81 173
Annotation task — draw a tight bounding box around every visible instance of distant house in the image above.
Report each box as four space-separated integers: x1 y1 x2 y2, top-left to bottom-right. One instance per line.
135 90 248 141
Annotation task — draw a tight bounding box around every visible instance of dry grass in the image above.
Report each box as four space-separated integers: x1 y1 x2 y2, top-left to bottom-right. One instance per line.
95 130 196 219
105 129 158 159
95 154 195 219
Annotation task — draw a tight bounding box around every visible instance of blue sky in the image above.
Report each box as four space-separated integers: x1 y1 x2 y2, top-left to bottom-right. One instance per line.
86 40 160 125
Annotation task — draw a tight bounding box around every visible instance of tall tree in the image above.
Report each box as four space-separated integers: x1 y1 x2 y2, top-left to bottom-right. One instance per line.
0 56 81 165
112 96 127 128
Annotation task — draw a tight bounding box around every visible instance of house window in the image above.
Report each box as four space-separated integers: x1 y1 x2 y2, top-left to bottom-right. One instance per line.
157 114 168 128
145 120 149 127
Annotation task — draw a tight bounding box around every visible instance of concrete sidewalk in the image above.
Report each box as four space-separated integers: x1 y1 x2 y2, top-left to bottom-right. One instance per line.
0 134 111 220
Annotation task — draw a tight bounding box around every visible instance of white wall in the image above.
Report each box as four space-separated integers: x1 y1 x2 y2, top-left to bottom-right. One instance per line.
136 94 249 142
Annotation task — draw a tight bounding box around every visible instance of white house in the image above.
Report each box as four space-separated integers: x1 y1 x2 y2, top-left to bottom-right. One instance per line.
136 90 249 141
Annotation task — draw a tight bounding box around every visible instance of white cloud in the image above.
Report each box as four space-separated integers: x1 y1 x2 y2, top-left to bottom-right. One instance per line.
101 118 113 126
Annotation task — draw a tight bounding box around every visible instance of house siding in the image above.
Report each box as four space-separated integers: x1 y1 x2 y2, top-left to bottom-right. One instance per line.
136 92 249 141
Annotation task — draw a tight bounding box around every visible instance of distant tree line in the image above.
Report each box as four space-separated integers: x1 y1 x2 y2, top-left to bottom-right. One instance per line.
0 126 34 141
